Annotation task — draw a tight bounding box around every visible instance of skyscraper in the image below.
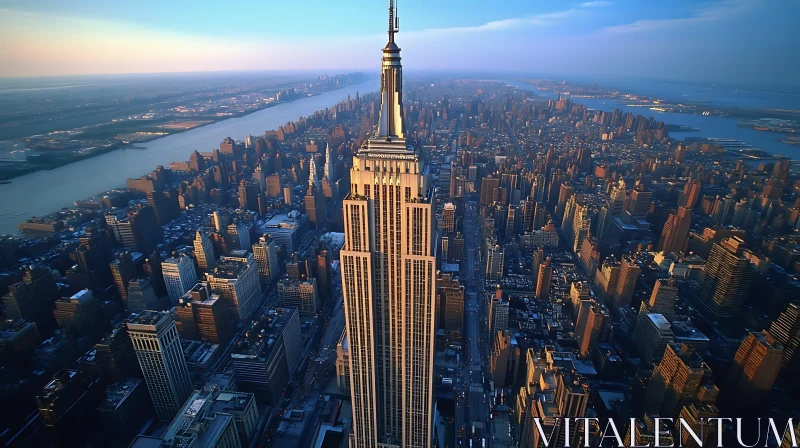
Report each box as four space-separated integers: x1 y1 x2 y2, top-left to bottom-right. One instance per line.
162 255 198 304
110 252 136 304
441 202 456 233
126 311 192 421
536 258 553 300
611 256 641 312
575 300 610 359
485 242 505 281
658 206 692 253
174 282 233 345
252 234 280 287
278 277 320 316
341 3 437 445
643 343 713 418
436 273 464 340
641 278 678 321
193 230 216 272
126 278 160 314
724 330 783 412
305 177 327 230
324 142 336 185
697 236 752 318
207 250 261 320
634 313 674 364
769 301 800 369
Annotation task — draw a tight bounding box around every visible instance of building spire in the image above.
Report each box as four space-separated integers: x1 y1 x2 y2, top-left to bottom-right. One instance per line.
308 155 319 190
388 0 397 43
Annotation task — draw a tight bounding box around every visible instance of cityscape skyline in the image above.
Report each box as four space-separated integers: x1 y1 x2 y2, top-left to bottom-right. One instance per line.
1 0 799 87
0 1 799 447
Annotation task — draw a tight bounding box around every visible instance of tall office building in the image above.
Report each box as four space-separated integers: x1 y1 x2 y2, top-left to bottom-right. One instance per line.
316 249 332 301
238 180 260 212
110 252 136 304
126 278 160 314
324 142 336 184
341 3 437 445
305 183 327 230
490 295 510 336
769 301 800 369
252 234 280 287
611 256 641 312
207 250 261 320
193 231 216 272
681 179 702 209
53 290 106 341
724 331 783 411
569 281 591 318
634 313 674 364
486 243 505 281
85 323 141 383
162 255 198 304
441 202 456 233
594 257 620 300
144 252 168 297
627 189 653 220
643 343 713 418
658 206 692 253
226 221 251 251
157 387 257 448
436 273 464 340
36 369 105 441
278 277 320 316
575 300 610 359
110 205 163 254
698 236 752 318
175 282 234 345
641 278 678 321
126 311 192 421
490 330 520 388
676 404 719 448
536 258 553 300
3 281 58 338
230 308 301 404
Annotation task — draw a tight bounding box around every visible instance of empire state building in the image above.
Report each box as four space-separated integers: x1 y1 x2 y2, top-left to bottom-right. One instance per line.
341 1 437 447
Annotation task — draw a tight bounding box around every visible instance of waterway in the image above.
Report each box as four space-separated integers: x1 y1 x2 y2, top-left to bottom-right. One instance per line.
506 80 799 159
0 80 378 235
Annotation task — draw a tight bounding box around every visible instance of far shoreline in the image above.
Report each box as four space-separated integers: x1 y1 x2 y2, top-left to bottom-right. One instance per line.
0 80 365 182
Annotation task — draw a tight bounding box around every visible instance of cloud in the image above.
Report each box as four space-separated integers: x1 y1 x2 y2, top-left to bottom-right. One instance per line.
579 1 611 8
601 0 753 34
403 3 608 37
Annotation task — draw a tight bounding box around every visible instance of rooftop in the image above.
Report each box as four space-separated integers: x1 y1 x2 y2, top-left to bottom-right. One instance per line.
647 313 672 332
265 212 307 229
209 257 250 280
671 321 709 343
232 307 297 358
164 400 235 447
0 319 37 341
127 310 172 330
98 378 144 411
178 282 220 308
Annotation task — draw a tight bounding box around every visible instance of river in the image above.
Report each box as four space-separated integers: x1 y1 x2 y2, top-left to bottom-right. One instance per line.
0 79 378 235
506 80 799 160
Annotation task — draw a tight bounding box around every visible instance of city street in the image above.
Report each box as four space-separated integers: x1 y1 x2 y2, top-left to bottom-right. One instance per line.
457 194 492 448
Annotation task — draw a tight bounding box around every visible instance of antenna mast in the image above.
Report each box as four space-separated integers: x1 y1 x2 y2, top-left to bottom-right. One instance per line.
389 0 399 42
389 0 394 42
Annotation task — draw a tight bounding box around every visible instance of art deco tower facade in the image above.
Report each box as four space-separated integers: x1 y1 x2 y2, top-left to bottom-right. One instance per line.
342 2 436 446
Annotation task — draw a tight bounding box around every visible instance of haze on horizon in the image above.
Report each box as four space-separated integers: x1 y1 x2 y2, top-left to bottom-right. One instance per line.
0 0 798 88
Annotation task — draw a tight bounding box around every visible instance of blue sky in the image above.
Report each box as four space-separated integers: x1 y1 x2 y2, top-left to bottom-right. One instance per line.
0 0 797 86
